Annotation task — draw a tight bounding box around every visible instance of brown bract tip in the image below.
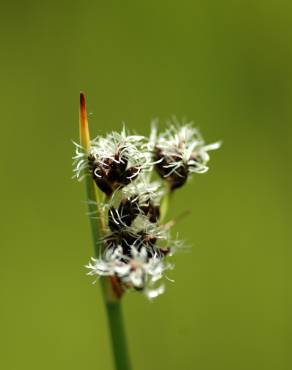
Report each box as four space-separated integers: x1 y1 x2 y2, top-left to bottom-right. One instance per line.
80 91 85 105
79 91 90 150
79 91 87 128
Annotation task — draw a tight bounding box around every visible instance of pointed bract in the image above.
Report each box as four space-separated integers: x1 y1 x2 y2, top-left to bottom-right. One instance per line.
79 92 91 151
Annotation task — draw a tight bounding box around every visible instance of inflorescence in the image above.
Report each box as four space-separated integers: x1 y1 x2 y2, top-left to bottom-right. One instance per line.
73 120 221 299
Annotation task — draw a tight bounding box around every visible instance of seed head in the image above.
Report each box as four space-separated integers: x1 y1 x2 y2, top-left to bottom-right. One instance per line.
74 111 221 299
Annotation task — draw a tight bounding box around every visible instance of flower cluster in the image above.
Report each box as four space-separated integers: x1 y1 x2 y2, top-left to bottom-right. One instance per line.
74 119 220 299
153 123 221 190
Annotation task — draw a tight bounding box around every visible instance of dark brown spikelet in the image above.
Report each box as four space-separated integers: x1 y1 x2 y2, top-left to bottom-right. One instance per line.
118 197 140 226
104 229 138 260
88 150 140 196
104 192 166 265
108 197 140 232
154 147 189 191
105 224 162 261
121 167 140 185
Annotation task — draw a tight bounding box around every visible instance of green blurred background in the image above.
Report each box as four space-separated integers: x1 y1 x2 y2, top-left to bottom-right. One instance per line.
0 1 291 369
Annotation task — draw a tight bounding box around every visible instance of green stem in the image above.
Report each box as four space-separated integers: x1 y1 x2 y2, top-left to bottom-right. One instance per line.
84 175 132 370
104 299 132 370
84 175 101 256
160 188 171 222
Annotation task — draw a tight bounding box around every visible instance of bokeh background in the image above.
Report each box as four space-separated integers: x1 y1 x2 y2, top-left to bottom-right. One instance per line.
0 1 291 369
